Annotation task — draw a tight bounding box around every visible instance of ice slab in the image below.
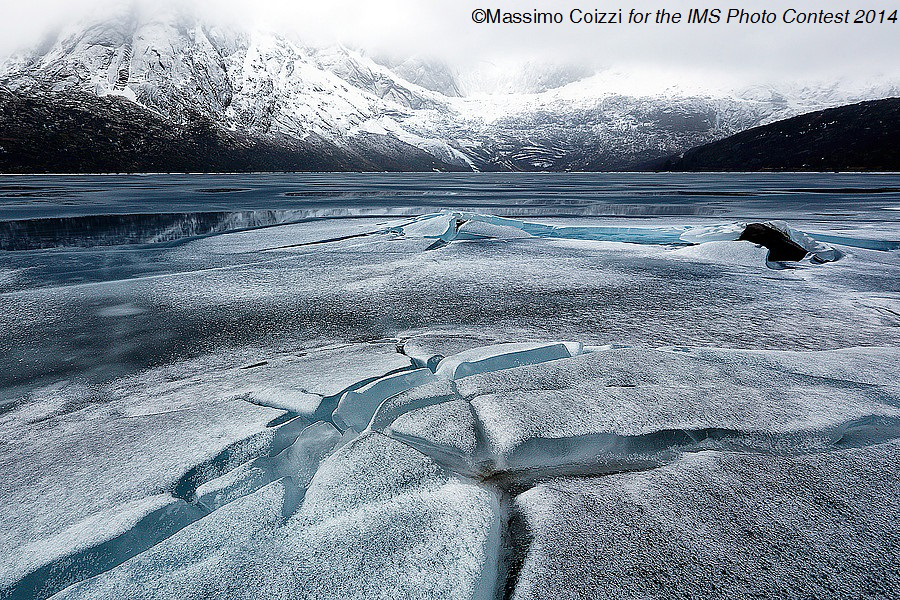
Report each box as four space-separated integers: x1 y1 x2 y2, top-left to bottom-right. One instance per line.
671 240 772 267
764 220 840 262
332 368 435 432
386 212 458 241
368 378 459 432
298 432 448 519
285 483 502 600
386 398 481 472
237 343 413 407
457 346 900 471
239 387 323 414
53 479 296 600
435 341 583 380
195 458 271 513
679 222 747 244
509 441 900 599
457 219 533 240
290 432 503 599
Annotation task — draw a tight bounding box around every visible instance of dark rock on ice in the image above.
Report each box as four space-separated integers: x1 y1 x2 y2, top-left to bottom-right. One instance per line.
739 222 809 261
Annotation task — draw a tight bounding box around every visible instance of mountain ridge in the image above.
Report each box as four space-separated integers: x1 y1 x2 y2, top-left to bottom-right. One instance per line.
1 7 898 172
654 98 900 172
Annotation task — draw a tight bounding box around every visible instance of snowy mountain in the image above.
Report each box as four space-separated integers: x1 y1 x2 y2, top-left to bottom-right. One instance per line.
1 5 898 172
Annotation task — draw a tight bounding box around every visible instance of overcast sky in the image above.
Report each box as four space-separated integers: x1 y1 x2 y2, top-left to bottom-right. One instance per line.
2 0 898 84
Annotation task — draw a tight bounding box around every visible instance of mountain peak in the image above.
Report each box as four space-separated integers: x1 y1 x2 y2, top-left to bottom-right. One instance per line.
1 10 898 173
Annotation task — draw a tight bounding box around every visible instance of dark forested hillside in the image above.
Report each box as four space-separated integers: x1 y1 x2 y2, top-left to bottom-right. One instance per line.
655 98 900 172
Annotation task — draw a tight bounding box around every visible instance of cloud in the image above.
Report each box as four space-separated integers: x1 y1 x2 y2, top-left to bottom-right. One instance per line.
1 0 897 85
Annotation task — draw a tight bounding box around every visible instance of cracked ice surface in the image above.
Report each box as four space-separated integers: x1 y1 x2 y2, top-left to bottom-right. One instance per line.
0 341 413 598
457 346 900 470
386 398 481 471
385 210 845 263
1 200 899 600
55 434 503 600
510 441 900 600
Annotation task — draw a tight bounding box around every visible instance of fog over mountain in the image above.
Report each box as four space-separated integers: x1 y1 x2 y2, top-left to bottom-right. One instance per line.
3 0 898 90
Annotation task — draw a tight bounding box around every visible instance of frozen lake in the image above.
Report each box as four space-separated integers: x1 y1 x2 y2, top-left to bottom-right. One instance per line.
1 173 899 599
3 172 900 222
2 173 899 397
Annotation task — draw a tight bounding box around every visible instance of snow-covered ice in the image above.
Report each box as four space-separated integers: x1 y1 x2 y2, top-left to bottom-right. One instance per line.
671 240 772 267
458 346 900 471
386 398 482 471
60 433 502 600
510 441 900 599
1 176 899 599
